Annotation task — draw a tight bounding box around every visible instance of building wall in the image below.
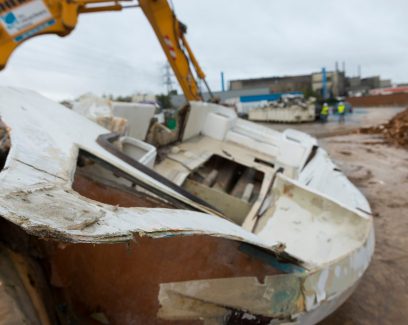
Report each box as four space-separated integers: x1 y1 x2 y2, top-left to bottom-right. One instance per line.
348 77 362 88
225 72 392 100
229 75 311 94
312 71 346 97
170 87 270 107
361 76 381 89
347 93 408 107
230 72 349 98
346 76 391 96
380 79 392 88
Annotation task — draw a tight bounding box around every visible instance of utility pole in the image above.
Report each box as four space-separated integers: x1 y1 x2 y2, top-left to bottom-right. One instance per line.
322 67 328 99
162 63 175 94
220 71 225 92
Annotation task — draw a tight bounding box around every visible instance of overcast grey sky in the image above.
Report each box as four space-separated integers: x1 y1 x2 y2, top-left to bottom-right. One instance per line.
1 0 407 100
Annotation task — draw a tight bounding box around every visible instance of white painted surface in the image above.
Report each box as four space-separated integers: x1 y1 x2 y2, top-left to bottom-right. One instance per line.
298 148 371 213
202 111 236 140
72 93 112 121
0 87 217 217
0 87 277 249
112 101 155 140
182 102 311 177
183 101 238 141
119 136 157 168
182 102 208 141
256 174 371 265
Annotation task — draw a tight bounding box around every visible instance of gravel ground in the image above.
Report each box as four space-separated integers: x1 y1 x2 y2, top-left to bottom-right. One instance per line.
320 134 408 324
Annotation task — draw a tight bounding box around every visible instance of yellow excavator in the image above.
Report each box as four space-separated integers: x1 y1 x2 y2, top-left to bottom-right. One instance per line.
0 0 213 101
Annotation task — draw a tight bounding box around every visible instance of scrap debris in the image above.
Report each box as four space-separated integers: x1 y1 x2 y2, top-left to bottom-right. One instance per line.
360 108 408 147
248 97 316 123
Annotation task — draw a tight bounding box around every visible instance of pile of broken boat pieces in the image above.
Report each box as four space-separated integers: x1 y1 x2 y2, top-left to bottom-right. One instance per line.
0 87 374 324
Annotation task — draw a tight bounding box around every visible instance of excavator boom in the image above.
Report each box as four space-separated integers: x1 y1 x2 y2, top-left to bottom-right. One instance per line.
0 0 210 101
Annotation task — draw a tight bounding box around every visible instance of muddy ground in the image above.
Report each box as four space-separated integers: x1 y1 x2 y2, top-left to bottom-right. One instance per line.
320 133 408 324
266 107 408 324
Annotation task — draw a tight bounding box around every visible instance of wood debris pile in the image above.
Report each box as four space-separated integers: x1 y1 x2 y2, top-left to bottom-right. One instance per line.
360 108 408 147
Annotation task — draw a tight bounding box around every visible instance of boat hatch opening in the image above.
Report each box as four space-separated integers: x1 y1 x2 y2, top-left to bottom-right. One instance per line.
96 133 220 213
183 155 264 225
0 119 10 171
73 150 177 209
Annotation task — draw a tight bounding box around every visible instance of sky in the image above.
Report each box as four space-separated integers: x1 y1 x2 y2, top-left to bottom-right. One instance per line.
1 0 408 100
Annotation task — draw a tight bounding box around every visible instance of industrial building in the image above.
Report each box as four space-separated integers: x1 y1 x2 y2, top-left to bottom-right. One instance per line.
311 70 346 98
228 70 392 99
229 71 346 98
346 76 392 97
170 70 394 108
170 87 271 107
229 75 311 94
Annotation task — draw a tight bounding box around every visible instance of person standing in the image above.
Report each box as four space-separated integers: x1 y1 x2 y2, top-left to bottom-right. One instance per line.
320 102 329 123
337 101 346 123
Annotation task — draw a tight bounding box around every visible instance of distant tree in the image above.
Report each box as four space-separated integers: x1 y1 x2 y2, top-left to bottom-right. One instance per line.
304 87 321 100
156 94 174 109
114 96 132 102
101 94 113 100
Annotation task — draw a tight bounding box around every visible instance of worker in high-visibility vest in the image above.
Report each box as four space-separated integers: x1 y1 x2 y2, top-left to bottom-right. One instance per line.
320 102 329 123
337 102 346 123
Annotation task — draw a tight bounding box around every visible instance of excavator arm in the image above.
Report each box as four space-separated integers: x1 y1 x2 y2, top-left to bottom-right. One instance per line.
0 0 211 101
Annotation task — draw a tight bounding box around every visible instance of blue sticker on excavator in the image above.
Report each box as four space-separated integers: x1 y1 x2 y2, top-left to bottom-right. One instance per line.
2 12 17 26
14 19 55 42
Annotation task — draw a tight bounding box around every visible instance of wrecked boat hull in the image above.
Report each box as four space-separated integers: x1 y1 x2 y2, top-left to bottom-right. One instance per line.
0 87 374 324
0 217 373 324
